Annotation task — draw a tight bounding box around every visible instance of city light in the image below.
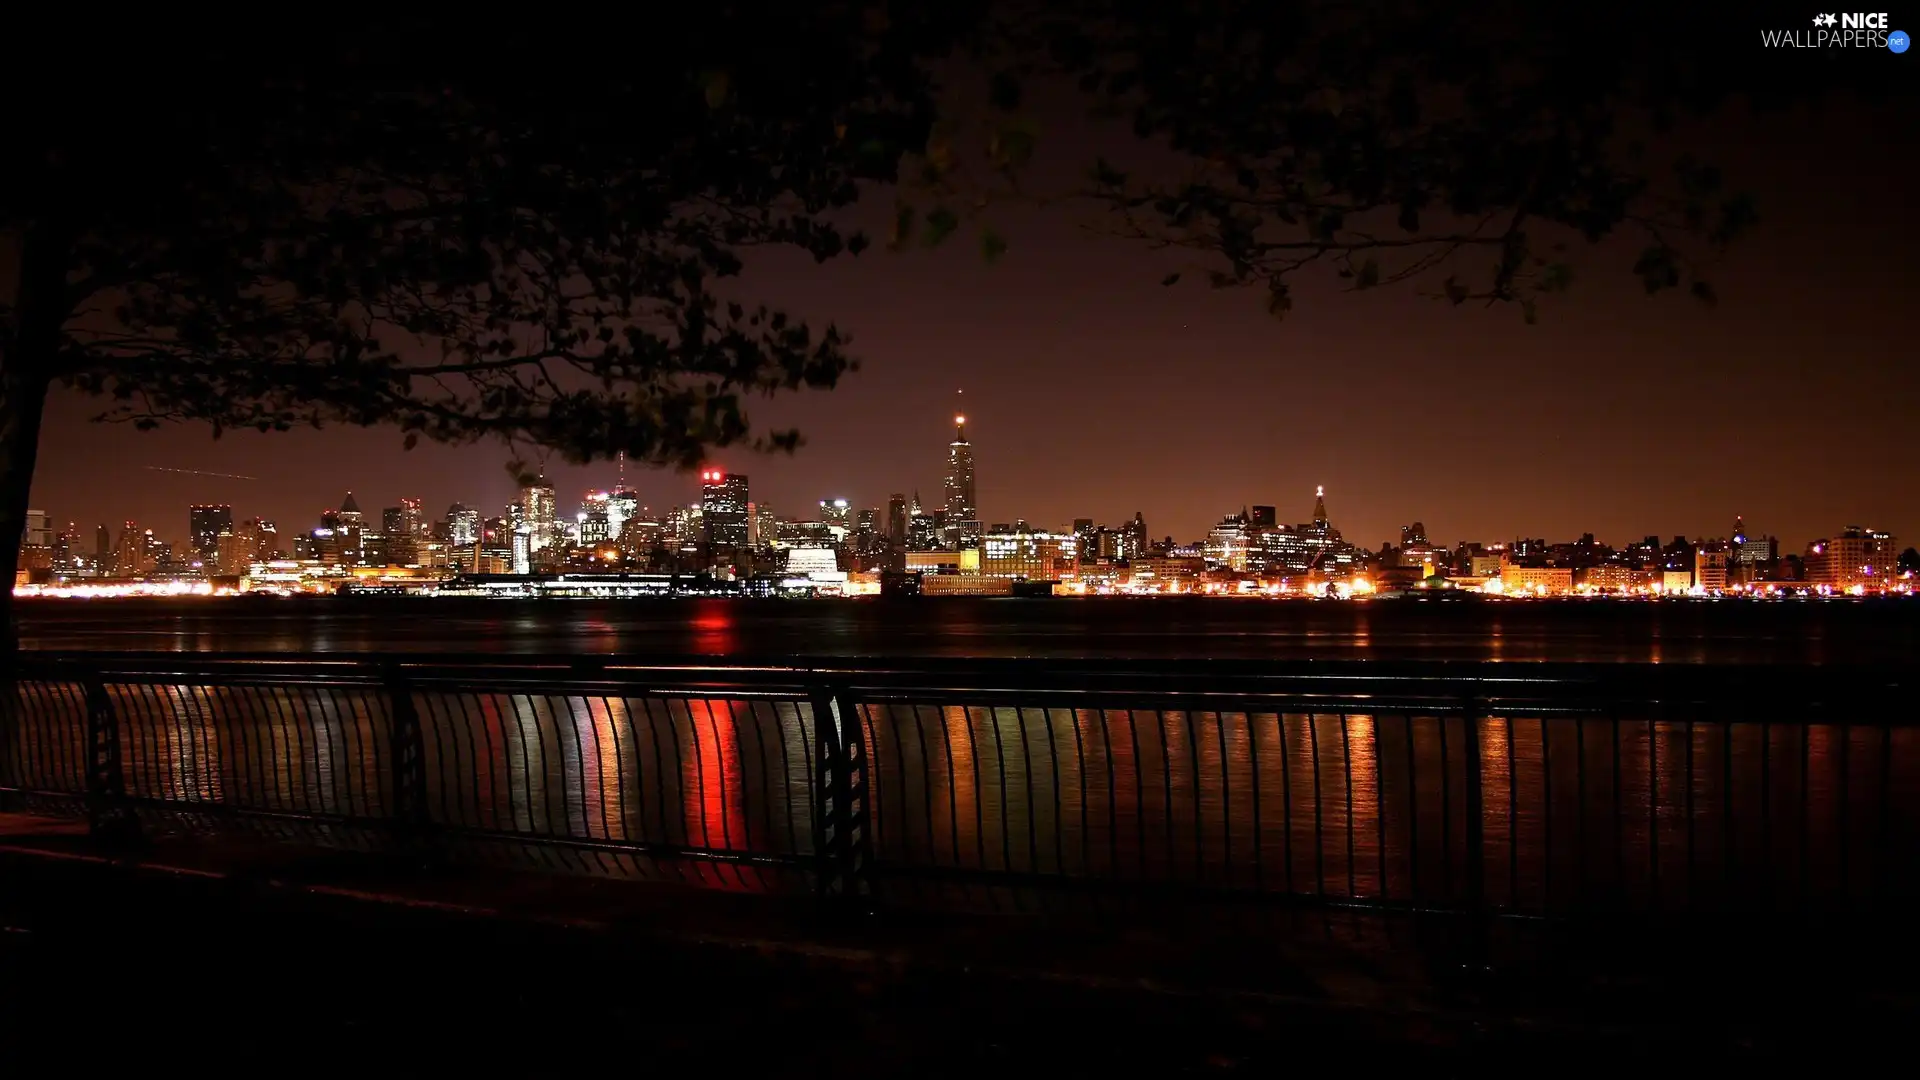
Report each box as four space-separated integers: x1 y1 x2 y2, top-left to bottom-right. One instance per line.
15 415 1909 602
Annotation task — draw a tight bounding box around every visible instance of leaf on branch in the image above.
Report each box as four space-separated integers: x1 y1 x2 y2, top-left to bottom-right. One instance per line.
1266 280 1293 319
922 205 960 248
1443 277 1469 305
1690 280 1718 307
889 204 916 250
1160 272 1181 286
403 432 420 450
989 118 1039 170
980 226 1009 264
1521 300 1539 325
1355 259 1379 289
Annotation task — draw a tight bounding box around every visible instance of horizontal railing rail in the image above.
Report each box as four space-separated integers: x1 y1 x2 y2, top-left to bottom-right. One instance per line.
4 652 1917 916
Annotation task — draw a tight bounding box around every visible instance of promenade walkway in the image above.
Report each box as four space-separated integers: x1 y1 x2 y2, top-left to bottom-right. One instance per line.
2 812 1908 1070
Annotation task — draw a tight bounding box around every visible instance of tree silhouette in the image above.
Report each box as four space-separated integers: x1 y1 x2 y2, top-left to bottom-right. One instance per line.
911 2 1771 321
0 11 967 634
2 5 1831 640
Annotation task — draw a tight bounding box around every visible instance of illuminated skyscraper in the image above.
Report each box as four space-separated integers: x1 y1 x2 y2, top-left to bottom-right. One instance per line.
445 503 480 548
943 414 979 549
334 493 364 566
606 489 639 542
189 504 232 562
701 470 750 549
520 476 556 553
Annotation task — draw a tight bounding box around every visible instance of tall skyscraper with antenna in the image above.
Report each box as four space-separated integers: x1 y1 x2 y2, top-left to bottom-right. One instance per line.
943 411 979 550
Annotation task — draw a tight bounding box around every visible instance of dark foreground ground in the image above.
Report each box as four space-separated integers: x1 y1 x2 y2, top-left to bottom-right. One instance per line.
2 816 1913 1072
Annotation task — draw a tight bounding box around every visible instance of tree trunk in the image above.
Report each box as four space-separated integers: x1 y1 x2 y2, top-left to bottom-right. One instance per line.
0 368 51 650
1 218 67 655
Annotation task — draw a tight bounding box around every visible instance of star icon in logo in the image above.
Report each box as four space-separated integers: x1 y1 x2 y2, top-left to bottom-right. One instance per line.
1818 13 1838 26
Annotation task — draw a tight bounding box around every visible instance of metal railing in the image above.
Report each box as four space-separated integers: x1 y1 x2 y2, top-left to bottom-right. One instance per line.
4 653 1916 915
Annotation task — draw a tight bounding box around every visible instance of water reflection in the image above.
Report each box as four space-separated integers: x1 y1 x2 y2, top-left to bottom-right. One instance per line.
7 683 1919 911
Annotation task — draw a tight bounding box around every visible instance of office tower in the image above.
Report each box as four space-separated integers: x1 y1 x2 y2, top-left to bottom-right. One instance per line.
818 497 851 545
446 504 480 548
94 523 111 563
607 489 639 542
700 469 750 549
943 413 979 549
334 492 364 565
1124 512 1149 560
511 524 533 574
888 494 909 546
1250 506 1277 529
520 476 556 553
189 504 233 562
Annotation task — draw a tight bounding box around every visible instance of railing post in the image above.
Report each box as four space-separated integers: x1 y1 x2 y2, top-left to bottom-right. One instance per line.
810 683 871 900
1460 692 1488 972
82 666 140 845
384 665 428 841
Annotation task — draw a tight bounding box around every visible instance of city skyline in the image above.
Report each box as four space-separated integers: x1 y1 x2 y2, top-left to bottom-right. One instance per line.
21 406 1907 559
19 103 1918 558
22 93 1912 549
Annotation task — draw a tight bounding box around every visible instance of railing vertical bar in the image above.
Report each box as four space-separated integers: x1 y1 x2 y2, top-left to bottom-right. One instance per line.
1185 708 1202 884
1215 709 1230 887
1876 723 1892 910
1648 711 1659 909
1760 718 1772 905
1799 721 1811 905
1722 710 1734 906
775 698 801 860
1341 711 1355 899
1837 717 1850 905
1507 714 1518 907
1015 706 1040 875
1437 711 1452 901
1308 711 1323 898
990 704 1013 876
1405 713 1419 904
688 697 719 850
1156 708 1174 882
1610 704 1623 905
1462 698 1484 915
1249 709 1264 893
1126 709 1146 881
1067 707 1087 879
1685 714 1696 905
738 699 772 855
1575 712 1587 902
967 706 989 875
1095 709 1119 881
1043 707 1065 878
589 695 615 843
81 662 135 842
1540 716 1553 911
451 692 494 831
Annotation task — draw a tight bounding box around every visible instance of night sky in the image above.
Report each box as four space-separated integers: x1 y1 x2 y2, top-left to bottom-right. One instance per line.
25 85 1919 555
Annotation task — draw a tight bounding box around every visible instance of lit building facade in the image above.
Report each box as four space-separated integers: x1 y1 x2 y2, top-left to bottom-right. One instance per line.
1806 526 1900 591
520 477 557 555
1694 547 1729 593
189 504 232 562
701 470 750 550
943 415 979 550
981 527 1074 580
